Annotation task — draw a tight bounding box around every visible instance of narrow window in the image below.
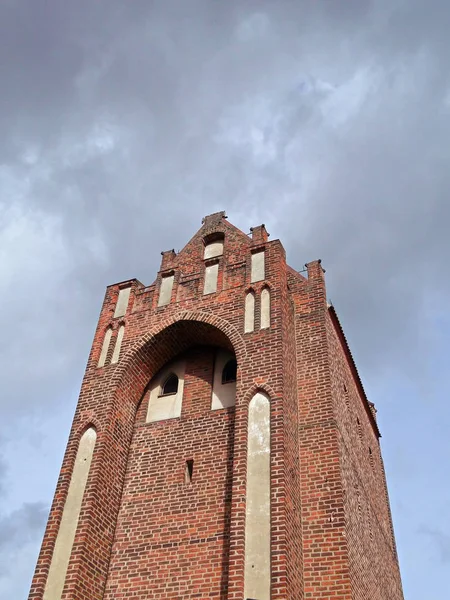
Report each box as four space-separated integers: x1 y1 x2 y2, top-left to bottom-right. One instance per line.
222 359 237 384
260 287 270 329
111 324 125 364
203 262 219 294
114 287 131 318
147 361 186 423
245 291 255 333
161 374 178 395
158 274 174 306
251 250 265 283
185 459 194 483
97 328 112 367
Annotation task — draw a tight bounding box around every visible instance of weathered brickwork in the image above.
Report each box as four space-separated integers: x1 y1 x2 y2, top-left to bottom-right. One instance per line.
30 212 404 600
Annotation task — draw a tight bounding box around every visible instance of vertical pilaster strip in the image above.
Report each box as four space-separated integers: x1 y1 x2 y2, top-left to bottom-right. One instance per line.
43 428 97 600
244 392 271 600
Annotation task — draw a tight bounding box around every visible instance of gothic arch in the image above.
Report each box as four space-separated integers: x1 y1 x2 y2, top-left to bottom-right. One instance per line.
109 311 247 409
242 382 278 407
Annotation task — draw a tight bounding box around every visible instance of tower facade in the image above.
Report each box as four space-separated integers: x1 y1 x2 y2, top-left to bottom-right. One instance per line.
30 212 404 600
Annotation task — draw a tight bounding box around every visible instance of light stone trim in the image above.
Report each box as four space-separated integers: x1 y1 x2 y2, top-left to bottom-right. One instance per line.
261 287 271 329
244 292 255 333
211 350 236 410
43 427 97 600
203 262 219 295
111 325 125 364
146 360 186 422
158 275 174 307
251 250 265 283
244 392 271 600
97 328 112 367
204 240 224 260
114 287 131 318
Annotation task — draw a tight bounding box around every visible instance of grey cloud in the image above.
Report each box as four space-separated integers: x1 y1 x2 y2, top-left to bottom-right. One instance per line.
1 0 450 596
0 502 48 600
419 526 450 564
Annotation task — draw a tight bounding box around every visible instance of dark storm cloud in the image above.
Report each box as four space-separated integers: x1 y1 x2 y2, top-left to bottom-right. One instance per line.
0 503 47 568
1 0 450 597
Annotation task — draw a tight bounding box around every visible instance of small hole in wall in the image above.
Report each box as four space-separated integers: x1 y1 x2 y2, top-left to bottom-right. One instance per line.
185 459 194 483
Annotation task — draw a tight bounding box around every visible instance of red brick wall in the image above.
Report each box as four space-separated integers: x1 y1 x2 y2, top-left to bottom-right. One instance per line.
326 312 404 600
29 213 404 600
104 346 235 599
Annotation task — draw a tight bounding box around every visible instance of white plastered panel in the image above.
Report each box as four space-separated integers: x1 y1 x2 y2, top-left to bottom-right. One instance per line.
260 287 270 329
43 427 97 600
114 287 131 318
244 392 271 600
203 262 219 295
211 350 236 410
158 275 174 306
111 325 125 364
146 361 185 422
244 292 255 333
204 241 224 259
251 250 265 283
97 328 112 367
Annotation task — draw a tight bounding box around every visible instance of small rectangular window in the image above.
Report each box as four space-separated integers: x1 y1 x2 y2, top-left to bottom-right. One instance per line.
185 459 194 483
203 262 219 295
158 274 174 306
251 251 265 282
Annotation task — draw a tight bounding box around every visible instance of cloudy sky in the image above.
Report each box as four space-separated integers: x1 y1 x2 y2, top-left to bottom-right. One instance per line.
1 0 449 597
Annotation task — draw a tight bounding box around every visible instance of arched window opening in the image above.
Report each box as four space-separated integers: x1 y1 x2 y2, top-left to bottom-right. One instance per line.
222 359 237 384
161 374 179 396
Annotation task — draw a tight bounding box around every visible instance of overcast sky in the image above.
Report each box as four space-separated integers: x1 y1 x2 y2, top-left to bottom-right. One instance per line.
1 0 450 597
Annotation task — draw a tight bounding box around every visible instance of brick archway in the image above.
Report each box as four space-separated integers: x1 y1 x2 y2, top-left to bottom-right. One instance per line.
109 310 247 409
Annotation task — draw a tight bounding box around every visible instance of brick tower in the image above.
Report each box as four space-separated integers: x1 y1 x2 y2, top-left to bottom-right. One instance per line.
30 212 404 600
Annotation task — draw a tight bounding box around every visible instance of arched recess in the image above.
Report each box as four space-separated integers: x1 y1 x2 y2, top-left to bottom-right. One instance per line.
35 313 247 600
244 290 255 333
89 313 245 583
110 311 246 409
97 327 112 367
244 391 271 600
43 426 97 600
111 324 125 364
260 286 271 329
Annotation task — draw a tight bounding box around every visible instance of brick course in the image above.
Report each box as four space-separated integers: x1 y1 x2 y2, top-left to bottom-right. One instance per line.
29 212 404 600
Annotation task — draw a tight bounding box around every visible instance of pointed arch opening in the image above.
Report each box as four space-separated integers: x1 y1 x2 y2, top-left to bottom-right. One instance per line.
161 373 179 396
